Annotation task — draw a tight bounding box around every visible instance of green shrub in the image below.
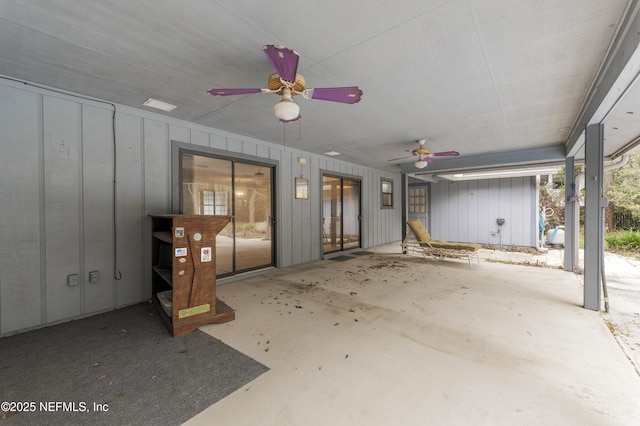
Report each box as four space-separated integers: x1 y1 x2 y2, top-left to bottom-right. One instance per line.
236 223 256 233
604 229 640 251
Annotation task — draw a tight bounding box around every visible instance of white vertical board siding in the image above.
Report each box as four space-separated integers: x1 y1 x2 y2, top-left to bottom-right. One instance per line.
169 125 189 143
292 153 313 264
145 120 171 214
356 169 402 248
309 157 321 261
0 80 402 334
82 105 115 313
143 120 171 300
191 129 209 147
510 177 535 245
430 177 536 247
472 180 489 244
43 97 82 322
279 150 293 267
290 154 303 266
114 113 144 306
0 87 42 333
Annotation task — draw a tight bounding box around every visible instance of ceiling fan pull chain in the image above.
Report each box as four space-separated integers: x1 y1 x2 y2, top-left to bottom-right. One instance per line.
283 121 286 152
298 119 302 142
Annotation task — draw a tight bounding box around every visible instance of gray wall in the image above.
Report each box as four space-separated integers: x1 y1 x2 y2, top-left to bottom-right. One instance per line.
0 79 401 335
429 177 537 247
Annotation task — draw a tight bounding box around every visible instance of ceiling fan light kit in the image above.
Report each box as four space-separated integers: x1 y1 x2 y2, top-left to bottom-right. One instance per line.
415 158 429 169
273 88 300 121
208 45 363 123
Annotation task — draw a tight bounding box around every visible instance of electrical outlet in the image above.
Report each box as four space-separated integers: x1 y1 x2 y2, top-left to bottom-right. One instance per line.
67 274 79 287
89 271 99 283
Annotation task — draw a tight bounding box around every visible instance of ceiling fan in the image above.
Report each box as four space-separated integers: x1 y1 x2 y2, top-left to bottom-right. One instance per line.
207 45 363 123
389 139 460 169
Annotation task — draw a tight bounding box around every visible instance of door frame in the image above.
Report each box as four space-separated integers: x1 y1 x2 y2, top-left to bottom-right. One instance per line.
407 182 429 229
320 170 363 256
171 141 279 275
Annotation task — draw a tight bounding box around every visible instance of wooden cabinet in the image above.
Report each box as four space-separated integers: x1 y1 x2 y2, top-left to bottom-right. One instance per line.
150 214 235 336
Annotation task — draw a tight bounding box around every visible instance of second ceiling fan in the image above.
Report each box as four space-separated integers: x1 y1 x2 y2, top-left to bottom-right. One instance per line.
208 45 363 123
389 139 460 169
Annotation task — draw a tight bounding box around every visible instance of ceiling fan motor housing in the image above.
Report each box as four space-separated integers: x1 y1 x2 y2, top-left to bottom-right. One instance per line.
268 72 306 95
412 147 432 157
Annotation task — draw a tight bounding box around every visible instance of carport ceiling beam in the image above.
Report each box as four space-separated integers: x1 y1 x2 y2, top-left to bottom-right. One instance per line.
566 0 640 157
403 145 565 175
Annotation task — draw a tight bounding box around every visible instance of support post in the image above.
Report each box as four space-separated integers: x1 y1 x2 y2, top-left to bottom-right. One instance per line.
401 173 408 247
564 156 576 272
583 124 604 310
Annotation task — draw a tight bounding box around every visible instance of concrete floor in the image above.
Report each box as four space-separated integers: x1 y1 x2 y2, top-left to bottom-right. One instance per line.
188 244 640 426
598 252 640 373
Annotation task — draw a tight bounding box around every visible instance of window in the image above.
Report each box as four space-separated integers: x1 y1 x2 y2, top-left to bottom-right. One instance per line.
409 187 427 214
200 190 228 215
381 178 393 208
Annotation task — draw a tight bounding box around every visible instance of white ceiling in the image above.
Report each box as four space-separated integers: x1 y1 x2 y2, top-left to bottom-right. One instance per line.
1 0 640 174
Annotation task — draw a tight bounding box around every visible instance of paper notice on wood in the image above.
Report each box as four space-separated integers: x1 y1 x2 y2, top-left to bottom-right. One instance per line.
201 247 212 262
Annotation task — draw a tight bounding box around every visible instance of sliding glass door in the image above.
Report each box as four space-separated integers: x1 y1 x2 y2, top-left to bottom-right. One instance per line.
233 162 273 271
180 151 275 277
322 174 361 254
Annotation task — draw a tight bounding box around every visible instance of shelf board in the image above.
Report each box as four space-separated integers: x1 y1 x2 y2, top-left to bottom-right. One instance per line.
152 266 173 286
152 231 173 244
151 296 235 337
150 215 235 337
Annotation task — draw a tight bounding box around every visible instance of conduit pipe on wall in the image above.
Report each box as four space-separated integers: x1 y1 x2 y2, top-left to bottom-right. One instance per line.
1 76 122 282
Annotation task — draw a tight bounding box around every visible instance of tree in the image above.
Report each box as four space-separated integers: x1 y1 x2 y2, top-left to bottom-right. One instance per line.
608 151 640 219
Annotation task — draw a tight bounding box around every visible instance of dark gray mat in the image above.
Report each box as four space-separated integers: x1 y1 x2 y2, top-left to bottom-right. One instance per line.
327 255 353 261
351 251 374 256
0 303 268 426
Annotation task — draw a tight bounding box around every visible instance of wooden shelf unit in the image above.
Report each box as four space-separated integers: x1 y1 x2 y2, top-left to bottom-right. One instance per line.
149 214 235 336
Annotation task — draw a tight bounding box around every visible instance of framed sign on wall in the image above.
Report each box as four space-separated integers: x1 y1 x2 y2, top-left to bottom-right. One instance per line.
295 177 309 200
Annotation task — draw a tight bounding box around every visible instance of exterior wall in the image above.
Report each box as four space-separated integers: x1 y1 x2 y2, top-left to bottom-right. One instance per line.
0 79 401 335
429 177 537 247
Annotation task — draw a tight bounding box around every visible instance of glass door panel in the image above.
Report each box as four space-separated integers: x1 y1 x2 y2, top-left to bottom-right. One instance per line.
343 178 360 250
408 184 428 230
234 163 273 271
322 175 361 254
323 176 342 254
181 154 233 275
180 151 274 277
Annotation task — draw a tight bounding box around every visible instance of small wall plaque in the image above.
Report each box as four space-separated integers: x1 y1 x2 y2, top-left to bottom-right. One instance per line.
295 177 309 199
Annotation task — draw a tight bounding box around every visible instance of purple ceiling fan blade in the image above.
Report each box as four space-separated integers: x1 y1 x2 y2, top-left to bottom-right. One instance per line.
433 151 460 157
208 88 262 96
263 45 299 82
309 87 363 104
